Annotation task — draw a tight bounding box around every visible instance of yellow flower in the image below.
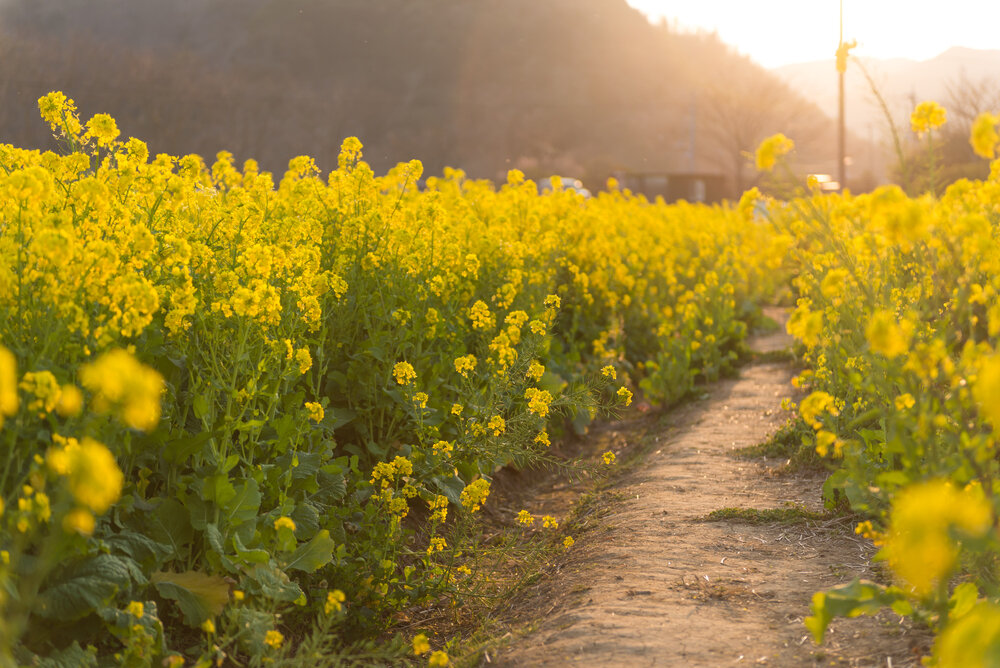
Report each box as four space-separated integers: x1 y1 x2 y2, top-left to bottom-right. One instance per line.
56 384 83 417
617 386 633 406
48 437 123 514
524 387 553 417
126 601 144 618
426 537 446 555
973 355 1000 430
787 303 823 348
295 348 312 374
755 133 794 171
970 111 999 159
527 360 545 382
487 415 505 436
450 403 463 416
274 516 296 532
534 430 551 447
454 354 477 378
432 440 453 457
264 629 284 649
883 479 991 596
325 589 346 615
393 361 417 386
517 510 534 526
0 347 18 426
910 100 947 136
468 300 494 330
542 515 559 529
85 113 120 146
563 536 575 548
601 365 617 380
428 650 450 667
602 451 616 465
79 349 164 432
936 602 1000 667
20 370 61 415
62 508 95 536
200 618 216 635
413 633 431 656
894 393 915 411
233 590 245 602
305 401 324 422
460 479 490 513
799 391 839 430
865 311 912 358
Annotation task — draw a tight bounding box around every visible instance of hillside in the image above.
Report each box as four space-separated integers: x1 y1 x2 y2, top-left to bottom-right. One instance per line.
0 0 855 195
774 47 1000 143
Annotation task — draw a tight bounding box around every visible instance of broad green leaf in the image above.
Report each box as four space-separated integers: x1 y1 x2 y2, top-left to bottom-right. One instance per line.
290 501 320 540
246 564 303 602
32 641 97 668
950 581 980 620
284 530 335 573
202 473 236 506
221 478 261 528
150 570 230 626
162 430 212 465
232 531 270 565
804 579 907 644
35 554 131 621
432 475 466 506
146 497 193 560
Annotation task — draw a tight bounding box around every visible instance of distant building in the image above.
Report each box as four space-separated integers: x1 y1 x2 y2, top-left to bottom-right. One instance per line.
612 171 726 204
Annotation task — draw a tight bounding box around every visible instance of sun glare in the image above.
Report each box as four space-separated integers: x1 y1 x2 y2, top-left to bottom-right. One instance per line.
626 0 1000 68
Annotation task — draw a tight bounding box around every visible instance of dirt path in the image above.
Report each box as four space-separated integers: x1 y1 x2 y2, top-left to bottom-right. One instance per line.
492 309 928 667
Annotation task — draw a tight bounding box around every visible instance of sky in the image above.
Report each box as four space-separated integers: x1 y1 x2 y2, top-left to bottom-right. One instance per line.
626 1 1000 68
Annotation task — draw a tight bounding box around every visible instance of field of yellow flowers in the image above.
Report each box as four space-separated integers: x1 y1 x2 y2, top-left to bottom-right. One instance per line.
7 90 1000 666
775 104 1000 666
0 93 789 666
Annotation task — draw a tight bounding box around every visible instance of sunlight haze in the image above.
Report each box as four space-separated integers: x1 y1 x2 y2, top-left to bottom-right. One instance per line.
626 0 1000 67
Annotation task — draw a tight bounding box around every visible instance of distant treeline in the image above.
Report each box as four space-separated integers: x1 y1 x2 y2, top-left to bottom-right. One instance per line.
0 0 852 195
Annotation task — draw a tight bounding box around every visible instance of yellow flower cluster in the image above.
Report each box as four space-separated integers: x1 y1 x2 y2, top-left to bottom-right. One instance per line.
79 349 164 432
46 435 124 514
460 479 490 513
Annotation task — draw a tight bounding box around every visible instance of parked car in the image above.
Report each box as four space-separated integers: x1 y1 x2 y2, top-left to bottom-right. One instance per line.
537 175 591 198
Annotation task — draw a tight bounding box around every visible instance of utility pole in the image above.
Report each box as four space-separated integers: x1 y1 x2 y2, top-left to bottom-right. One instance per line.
836 1 855 190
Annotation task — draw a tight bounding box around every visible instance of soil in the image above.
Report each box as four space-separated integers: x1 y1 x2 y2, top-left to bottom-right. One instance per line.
483 308 931 667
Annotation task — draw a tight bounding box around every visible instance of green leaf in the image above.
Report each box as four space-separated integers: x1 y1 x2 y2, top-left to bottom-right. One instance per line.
432 474 466 506
246 564 303 602
290 502 321 540
145 497 193 561
205 523 237 573
232 532 270 566
151 570 231 627
202 473 236 506
804 579 908 644
284 529 336 573
193 394 211 420
162 430 212 465
104 530 172 569
950 582 980 620
221 478 261 528
232 607 277 657
35 554 131 621
33 641 97 668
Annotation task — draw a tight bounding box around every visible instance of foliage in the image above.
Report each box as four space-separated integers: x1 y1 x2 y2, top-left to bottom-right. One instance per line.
762 114 1000 664
0 93 782 664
